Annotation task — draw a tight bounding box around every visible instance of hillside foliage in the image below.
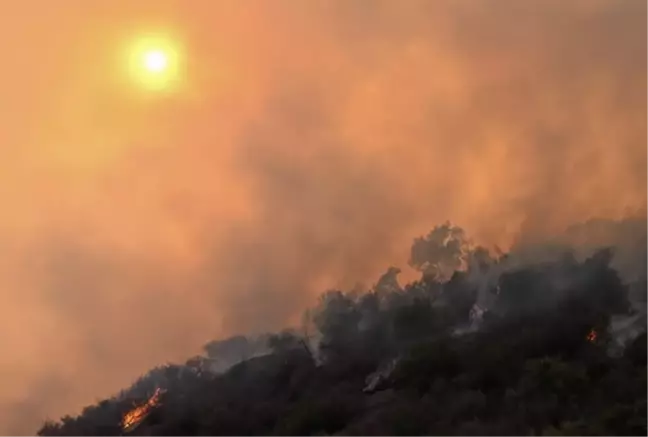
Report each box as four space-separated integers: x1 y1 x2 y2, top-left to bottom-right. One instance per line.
38 222 647 436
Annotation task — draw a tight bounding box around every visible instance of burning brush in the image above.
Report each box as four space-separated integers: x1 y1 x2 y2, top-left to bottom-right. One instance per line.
121 387 166 433
586 329 598 343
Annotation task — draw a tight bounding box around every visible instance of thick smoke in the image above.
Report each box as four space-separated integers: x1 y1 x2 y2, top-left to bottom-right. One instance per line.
0 0 645 433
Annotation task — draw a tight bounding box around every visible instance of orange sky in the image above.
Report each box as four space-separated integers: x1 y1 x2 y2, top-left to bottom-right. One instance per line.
0 0 645 433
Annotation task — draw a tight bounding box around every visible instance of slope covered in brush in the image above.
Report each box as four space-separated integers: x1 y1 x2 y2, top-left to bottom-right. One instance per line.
38 221 647 436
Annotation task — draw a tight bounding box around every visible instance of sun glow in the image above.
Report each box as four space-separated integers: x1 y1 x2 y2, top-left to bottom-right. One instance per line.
127 34 183 92
143 49 169 73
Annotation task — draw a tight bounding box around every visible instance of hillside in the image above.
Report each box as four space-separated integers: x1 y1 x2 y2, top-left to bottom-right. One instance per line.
38 222 647 436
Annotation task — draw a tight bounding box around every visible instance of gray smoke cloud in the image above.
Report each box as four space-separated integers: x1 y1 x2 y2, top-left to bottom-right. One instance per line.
0 0 644 433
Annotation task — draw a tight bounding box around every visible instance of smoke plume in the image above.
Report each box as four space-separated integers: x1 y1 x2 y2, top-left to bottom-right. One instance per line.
0 0 644 433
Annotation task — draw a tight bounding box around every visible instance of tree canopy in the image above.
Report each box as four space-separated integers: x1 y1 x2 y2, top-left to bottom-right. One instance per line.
38 222 646 436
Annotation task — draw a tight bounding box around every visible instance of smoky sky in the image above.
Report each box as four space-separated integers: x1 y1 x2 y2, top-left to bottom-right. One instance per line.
0 0 645 433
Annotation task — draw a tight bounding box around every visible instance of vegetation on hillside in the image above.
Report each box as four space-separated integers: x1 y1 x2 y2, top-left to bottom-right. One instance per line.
38 221 647 436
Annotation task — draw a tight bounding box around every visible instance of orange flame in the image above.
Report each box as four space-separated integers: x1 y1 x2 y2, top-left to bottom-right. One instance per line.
121 387 165 432
586 329 597 343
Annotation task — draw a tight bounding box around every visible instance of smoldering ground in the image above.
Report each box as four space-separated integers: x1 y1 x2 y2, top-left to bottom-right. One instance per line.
0 0 645 433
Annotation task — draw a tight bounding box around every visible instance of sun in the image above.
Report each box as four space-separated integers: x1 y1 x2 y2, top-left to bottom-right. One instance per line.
127 35 183 92
143 49 169 73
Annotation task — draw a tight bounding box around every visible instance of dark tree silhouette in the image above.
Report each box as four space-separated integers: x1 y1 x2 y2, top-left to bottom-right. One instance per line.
38 223 647 436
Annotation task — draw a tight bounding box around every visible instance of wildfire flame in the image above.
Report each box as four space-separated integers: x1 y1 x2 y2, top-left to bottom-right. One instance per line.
121 387 165 432
586 329 597 343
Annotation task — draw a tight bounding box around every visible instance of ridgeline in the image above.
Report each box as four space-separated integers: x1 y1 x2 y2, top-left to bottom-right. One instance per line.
38 222 647 436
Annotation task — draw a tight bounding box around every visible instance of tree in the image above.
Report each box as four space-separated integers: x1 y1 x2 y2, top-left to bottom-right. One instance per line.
409 222 471 282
